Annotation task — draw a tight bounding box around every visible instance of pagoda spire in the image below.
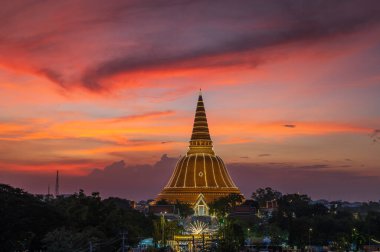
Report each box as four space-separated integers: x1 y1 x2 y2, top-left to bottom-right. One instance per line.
188 92 214 154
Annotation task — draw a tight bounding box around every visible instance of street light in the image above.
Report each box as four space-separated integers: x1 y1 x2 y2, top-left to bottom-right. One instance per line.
352 228 357 251
160 211 167 248
120 230 128 252
308 228 313 252
247 228 251 246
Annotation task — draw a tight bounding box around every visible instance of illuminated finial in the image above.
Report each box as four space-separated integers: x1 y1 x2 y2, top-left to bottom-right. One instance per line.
188 91 213 154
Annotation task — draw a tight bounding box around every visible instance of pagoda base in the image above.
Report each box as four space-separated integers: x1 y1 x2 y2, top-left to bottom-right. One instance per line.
156 187 243 205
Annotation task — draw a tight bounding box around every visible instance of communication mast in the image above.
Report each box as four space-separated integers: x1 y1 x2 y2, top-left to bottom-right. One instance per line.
55 170 60 197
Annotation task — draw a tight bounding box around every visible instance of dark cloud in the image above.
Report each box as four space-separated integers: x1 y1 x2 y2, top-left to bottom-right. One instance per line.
80 1 380 90
283 124 296 128
258 154 271 157
38 68 65 87
267 162 288 166
72 154 179 200
161 141 172 144
1 155 379 201
370 129 380 143
228 162 380 201
81 0 380 90
80 46 261 90
297 164 329 170
339 165 352 168
370 129 380 137
0 154 178 200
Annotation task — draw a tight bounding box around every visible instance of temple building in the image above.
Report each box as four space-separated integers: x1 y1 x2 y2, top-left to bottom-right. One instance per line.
156 92 243 215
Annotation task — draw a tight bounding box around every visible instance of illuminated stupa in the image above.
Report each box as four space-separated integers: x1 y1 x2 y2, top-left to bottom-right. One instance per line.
156 91 242 215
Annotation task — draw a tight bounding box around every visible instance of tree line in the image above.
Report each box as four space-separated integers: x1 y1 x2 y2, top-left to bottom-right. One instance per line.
1 184 379 251
209 188 380 251
0 184 154 251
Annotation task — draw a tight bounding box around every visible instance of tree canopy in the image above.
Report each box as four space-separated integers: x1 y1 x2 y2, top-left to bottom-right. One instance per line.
209 193 244 217
0 184 154 251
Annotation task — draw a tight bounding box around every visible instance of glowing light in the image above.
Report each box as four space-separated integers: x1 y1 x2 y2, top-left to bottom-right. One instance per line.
372 238 380 244
187 220 208 234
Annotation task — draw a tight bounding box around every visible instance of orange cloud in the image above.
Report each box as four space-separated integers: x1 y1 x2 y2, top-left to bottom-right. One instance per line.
0 162 102 176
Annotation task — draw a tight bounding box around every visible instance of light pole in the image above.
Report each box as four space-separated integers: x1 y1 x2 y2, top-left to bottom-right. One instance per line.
161 211 167 248
89 241 93 252
352 228 357 251
247 228 251 248
247 228 250 245
121 230 128 252
368 224 371 249
308 228 312 252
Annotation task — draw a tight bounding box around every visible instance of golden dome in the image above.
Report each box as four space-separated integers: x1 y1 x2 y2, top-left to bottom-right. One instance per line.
156 91 242 204
166 154 237 188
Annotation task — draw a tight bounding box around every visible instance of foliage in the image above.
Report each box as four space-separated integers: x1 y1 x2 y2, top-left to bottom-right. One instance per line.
155 198 170 205
152 217 183 246
252 187 282 207
155 199 194 217
175 200 194 217
240 188 380 250
2 183 380 251
366 211 380 239
50 190 154 247
0 183 154 251
0 184 63 251
42 227 105 252
209 193 244 217
217 217 245 252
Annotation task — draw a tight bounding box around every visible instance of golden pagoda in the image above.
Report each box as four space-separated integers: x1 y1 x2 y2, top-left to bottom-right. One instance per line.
156 91 242 215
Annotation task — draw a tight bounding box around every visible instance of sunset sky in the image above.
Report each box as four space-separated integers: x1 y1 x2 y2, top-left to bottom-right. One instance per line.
1 0 380 201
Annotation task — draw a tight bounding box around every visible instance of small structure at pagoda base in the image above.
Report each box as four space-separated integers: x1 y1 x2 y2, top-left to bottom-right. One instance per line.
155 91 244 216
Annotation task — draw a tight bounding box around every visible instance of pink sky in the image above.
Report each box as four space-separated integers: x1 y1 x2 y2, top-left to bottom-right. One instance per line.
1 0 380 201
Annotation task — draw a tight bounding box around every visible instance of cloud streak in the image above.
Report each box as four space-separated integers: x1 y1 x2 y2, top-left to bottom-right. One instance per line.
258 154 271 157
111 110 174 122
283 124 296 128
